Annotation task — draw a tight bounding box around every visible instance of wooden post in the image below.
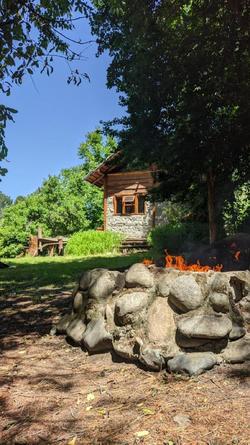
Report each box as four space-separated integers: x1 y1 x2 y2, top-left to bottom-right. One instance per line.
207 168 217 245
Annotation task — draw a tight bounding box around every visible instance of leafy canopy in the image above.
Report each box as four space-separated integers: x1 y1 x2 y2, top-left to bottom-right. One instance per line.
0 129 116 257
90 0 250 238
0 0 91 177
0 191 12 217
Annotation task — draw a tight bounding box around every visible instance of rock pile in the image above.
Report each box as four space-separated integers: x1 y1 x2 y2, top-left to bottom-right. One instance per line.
53 263 250 375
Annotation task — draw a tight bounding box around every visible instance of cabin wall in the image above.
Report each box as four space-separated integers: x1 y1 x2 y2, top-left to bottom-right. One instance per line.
104 171 167 238
106 197 154 238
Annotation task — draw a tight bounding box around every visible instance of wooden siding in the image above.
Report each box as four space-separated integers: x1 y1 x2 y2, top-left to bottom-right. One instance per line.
106 171 154 197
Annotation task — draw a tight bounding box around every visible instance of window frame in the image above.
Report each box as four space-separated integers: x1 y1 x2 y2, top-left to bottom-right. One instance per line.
113 194 146 216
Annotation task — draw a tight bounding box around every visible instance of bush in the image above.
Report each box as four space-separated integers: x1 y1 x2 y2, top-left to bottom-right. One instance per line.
223 181 250 235
148 222 209 257
65 230 123 256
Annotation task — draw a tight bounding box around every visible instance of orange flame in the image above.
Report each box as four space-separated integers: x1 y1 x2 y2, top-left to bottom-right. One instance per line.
143 253 223 272
165 253 223 272
234 250 241 261
143 259 153 266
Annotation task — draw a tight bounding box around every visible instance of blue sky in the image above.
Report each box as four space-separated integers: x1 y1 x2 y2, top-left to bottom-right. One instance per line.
0 19 123 200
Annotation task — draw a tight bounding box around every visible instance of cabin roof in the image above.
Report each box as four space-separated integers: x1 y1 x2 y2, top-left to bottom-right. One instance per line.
84 151 121 188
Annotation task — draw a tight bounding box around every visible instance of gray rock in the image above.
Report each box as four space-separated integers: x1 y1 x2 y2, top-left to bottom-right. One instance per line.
56 313 75 334
229 324 246 341
157 270 180 297
115 291 150 325
177 314 232 339
173 414 191 428
229 271 250 302
113 337 138 360
139 348 165 371
66 318 86 343
209 292 230 313
169 275 204 312
88 271 116 300
111 271 126 291
210 273 230 294
176 332 210 348
125 263 154 288
167 352 218 376
82 318 112 352
239 295 250 323
73 292 86 314
146 297 179 356
222 334 250 363
79 268 107 291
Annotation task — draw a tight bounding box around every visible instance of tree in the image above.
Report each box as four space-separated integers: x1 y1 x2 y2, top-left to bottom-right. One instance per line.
78 127 117 170
0 191 12 217
91 0 250 242
0 129 116 257
0 0 91 178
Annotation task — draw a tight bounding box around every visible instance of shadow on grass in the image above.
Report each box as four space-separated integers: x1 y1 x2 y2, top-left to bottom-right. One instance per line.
0 252 144 294
0 253 144 353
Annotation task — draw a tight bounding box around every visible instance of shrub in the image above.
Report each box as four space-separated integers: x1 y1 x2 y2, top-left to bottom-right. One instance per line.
148 222 209 257
65 230 123 256
223 181 250 235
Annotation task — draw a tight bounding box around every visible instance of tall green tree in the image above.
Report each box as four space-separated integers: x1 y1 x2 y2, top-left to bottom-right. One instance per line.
78 127 117 170
0 0 91 178
91 0 250 242
0 129 116 257
0 191 12 217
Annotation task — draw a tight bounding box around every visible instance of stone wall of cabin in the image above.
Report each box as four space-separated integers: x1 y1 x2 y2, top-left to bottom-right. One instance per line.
106 197 167 238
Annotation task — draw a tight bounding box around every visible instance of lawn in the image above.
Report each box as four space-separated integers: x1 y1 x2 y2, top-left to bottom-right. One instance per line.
0 252 144 295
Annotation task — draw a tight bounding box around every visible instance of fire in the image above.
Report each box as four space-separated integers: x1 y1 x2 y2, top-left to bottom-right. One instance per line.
143 259 154 266
165 253 223 272
143 252 223 272
234 250 241 261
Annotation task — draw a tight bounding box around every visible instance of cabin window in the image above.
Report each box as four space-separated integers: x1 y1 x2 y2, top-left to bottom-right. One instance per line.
114 194 146 215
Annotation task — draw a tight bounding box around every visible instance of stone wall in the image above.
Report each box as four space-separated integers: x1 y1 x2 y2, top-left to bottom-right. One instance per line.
54 264 250 375
106 197 167 238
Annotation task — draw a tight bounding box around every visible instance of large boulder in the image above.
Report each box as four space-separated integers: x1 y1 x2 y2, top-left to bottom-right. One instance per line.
229 324 246 341
239 295 250 323
221 334 250 363
113 335 139 361
55 313 75 334
88 271 117 300
146 297 178 352
125 263 154 288
66 318 86 343
168 275 204 312
82 318 112 352
176 332 211 349
177 314 233 339
210 273 231 294
73 292 86 314
167 352 218 376
79 268 107 291
157 270 180 297
139 347 165 371
209 292 230 313
115 291 150 325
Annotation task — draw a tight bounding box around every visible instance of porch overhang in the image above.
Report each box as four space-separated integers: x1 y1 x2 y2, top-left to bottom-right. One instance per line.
84 151 121 188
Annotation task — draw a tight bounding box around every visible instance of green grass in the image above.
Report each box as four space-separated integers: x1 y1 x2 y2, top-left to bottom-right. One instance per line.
0 253 144 294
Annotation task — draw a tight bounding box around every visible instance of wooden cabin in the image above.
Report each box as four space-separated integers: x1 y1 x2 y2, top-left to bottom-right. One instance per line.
85 153 166 240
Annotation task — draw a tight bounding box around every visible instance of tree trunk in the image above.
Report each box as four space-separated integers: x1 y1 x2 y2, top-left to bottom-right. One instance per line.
207 168 217 244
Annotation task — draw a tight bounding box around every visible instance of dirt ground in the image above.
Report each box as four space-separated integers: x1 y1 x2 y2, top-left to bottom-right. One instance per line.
0 290 250 445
